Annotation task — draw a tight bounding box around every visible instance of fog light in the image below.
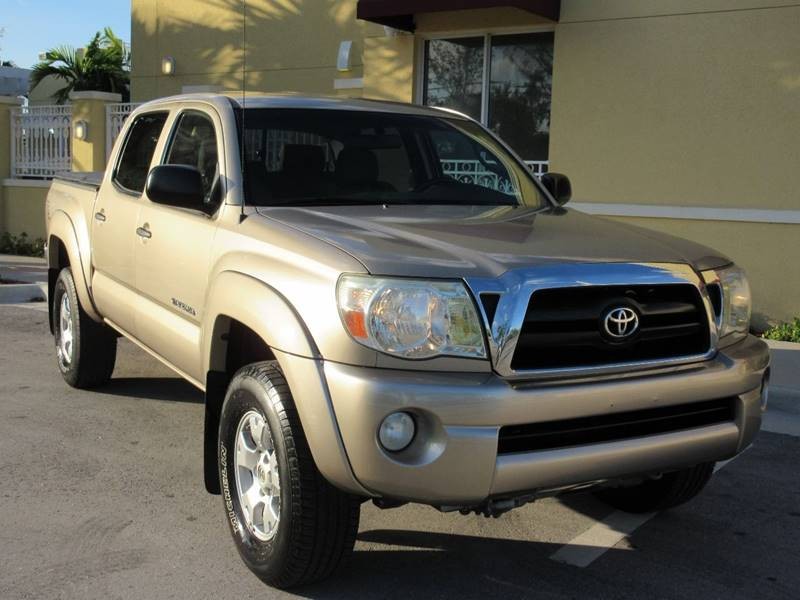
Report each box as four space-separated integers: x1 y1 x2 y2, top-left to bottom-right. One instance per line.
378 412 415 452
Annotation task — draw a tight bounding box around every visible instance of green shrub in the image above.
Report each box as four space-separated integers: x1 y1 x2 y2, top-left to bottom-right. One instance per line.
0 232 46 257
763 318 800 344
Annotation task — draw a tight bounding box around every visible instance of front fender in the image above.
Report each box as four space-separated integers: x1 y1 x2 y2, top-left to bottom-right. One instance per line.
201 270 318 374
47 210 101 322
201 271 369 496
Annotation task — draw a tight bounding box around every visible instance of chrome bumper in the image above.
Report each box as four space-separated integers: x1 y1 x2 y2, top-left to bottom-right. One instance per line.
316 335 769 505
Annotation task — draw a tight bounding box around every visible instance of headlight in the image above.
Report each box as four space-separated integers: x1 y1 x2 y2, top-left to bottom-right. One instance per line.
703 265 751 340
337 275 486 359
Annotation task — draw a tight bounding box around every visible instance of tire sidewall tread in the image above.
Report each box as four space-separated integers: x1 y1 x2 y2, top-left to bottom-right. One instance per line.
218 361 360 589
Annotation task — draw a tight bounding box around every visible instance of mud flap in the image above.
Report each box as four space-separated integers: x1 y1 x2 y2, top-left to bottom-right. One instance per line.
204 370 228 494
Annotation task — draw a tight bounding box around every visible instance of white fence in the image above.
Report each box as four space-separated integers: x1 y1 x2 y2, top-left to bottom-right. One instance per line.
10 105 73 178
106 102 142 158
441 159 549 195
525 160 549 177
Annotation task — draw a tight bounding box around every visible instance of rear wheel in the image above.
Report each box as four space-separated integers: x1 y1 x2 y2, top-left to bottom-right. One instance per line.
53 267 116 388
218 362 361 589
594 463 715 513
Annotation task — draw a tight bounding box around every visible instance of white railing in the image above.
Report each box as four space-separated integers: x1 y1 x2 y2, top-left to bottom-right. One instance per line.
525 160 549 177
10 105 73 178
441 159 549 195
106 102 142 158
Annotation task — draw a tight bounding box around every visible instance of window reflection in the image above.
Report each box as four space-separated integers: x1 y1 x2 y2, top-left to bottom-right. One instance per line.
423 33 554 162
424 37 484 121
489 33 554 162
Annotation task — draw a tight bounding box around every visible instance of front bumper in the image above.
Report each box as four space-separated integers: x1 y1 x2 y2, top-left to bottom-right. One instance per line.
320 335 769 505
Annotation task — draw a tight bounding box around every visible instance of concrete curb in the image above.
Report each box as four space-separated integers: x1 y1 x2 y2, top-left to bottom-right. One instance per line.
765 339 800 350
0 283 47 304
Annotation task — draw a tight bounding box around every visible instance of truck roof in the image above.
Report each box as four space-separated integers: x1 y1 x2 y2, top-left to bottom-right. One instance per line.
135 92 471 120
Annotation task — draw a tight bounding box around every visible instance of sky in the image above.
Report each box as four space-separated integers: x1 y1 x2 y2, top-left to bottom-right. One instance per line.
1 0 131 69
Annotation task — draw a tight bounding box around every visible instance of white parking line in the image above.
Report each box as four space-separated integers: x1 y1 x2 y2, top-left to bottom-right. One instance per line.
550 455 743 568
550 510 656 568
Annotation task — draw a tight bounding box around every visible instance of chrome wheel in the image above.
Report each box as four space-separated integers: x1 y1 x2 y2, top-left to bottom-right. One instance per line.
234 410 281 542
57 293 74 368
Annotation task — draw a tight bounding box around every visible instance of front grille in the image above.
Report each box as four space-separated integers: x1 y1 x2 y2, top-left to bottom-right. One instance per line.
510 284 710 371
497 398 735 454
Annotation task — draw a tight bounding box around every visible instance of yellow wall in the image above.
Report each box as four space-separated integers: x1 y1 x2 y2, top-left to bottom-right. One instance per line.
1 184 49 240
550 0 800 323
70 94 119 173
131 0 376 100
550 1 800 210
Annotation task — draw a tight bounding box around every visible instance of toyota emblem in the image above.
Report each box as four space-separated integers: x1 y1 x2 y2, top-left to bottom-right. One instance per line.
603 307 639 339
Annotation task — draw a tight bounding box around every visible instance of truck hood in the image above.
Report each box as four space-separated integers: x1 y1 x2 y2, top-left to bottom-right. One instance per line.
256 205 731 278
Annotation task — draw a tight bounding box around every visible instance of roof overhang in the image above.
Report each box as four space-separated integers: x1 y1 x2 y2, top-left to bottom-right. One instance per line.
357 0 561 32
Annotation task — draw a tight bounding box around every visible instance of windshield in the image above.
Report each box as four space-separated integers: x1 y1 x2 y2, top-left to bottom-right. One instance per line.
239 109 545 208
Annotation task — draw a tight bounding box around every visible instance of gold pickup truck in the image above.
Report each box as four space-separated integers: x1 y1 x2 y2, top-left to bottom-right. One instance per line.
45 93 770 588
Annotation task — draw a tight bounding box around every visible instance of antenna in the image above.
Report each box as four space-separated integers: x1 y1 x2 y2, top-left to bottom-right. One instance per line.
239 0 247 223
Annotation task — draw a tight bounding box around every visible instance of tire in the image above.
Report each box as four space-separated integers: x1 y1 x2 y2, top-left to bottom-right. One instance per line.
53 267 117 389
594 463 715 513
218 361 361 589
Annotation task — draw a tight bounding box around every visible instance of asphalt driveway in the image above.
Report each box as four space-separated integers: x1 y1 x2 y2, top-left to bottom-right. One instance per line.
1 303 798 599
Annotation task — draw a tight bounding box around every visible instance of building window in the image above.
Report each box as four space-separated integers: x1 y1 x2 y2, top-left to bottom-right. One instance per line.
423 32 554 163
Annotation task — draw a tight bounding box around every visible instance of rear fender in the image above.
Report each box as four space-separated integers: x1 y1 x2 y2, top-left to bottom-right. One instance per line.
47 210 101 323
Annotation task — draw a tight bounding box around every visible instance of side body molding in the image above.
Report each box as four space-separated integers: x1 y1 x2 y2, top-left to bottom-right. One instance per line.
47 210 102 322
201 270 370 496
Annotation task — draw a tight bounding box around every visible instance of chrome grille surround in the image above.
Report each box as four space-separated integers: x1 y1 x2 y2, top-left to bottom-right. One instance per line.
465 263 719 381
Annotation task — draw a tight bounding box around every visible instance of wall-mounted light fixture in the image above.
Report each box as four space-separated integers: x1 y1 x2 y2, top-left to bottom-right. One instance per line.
337 41 353 72
161 56 176 76
74 120 89 141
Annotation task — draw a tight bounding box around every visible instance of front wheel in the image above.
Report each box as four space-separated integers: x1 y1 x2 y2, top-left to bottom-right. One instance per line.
218 362 361 589
53 267 117 388
594 462 715 513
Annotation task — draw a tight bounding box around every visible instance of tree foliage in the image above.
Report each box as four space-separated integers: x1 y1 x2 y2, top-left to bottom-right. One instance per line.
30 27 130 103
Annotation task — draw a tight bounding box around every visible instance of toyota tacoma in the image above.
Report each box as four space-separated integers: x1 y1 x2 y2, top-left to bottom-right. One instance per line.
45 93 770 588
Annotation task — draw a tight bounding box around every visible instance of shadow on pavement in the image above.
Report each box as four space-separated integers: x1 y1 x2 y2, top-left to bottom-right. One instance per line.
293 528 620 599
102 377 204 404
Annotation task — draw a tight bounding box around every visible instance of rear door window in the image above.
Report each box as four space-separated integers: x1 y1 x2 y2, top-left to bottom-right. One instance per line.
114 112 168 193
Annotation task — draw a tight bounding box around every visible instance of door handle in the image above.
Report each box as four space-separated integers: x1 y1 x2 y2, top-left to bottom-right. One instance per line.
94 211 106 222
136 225 152 239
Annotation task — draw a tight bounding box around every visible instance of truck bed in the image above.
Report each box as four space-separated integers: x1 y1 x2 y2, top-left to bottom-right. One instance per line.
54 171 103 190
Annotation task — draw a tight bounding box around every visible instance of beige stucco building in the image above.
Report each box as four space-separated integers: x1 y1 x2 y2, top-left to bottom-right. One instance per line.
130 1 800 325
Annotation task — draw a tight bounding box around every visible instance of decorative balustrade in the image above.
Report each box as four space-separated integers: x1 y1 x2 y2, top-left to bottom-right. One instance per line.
10 105 73 178
441 159 549 195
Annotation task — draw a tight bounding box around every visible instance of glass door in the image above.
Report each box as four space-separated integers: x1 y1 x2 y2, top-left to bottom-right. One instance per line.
423 32 554 167
423 37 485 121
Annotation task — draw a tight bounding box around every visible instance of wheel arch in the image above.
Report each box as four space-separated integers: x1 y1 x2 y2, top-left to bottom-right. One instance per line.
47 211 101 331
201 271 366 497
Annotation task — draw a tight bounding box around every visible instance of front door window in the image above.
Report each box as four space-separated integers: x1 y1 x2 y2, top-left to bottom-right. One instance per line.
423 32 554 168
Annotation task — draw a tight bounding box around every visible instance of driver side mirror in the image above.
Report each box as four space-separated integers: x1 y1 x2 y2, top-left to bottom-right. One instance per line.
540 173 572 207
146 165 207 213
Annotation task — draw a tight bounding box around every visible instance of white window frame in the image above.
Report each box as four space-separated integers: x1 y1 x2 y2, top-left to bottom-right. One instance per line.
414 26 556 126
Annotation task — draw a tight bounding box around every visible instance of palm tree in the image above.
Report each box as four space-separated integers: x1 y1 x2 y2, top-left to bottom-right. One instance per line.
30 28 130 103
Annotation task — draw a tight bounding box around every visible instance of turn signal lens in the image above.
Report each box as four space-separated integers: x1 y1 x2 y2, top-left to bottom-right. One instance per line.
703 265 751 340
